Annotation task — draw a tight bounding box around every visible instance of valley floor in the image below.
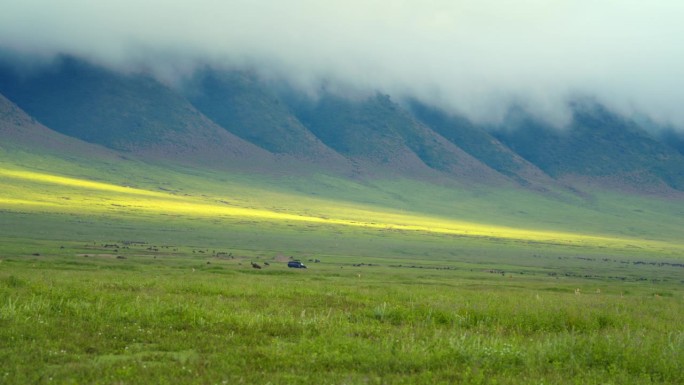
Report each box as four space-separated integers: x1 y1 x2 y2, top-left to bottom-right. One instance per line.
1 244 682 385
1 154 683 384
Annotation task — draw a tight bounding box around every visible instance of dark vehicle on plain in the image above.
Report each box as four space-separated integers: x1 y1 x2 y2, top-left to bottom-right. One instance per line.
287 261 307 269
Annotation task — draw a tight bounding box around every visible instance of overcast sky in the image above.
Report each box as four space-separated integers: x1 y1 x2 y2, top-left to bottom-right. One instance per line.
1 0 683 128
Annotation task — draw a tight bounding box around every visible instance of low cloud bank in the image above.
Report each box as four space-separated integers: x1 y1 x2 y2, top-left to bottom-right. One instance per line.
2 1 683 129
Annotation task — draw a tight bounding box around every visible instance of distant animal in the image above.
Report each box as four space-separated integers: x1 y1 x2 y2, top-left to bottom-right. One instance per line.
263 262 270 266
251 262 262 269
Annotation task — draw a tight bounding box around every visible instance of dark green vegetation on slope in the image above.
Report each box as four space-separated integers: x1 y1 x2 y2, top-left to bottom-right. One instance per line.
408 101 552 188
0 56 266 164
493 103 684 191
185 68 341 162
293 93 477 175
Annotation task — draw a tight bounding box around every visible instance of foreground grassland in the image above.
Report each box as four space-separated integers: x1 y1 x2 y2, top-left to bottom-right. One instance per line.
1 249 683 385
1 150 683 384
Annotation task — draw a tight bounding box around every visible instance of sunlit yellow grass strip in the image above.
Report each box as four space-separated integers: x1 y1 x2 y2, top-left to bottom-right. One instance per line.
0 169 168 197
120 198 661 248
2 187 675 251
1 167 680 251
0 197 59 207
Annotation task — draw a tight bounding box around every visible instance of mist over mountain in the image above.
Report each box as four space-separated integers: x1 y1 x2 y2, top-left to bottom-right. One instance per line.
2 1 683 131
1 52 683 196
1 2 683 193
0 55 274 169
492 102 684 192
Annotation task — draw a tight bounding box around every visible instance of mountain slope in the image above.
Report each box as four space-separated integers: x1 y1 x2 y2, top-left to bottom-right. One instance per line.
408 101 556 188
659 129 684 156
0 91 122 161
493 102 684 192
0 56 270 166
1 53 683 195
290 93 506 181
184 68 347 166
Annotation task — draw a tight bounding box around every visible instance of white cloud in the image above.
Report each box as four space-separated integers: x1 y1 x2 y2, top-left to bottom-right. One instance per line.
1 0 683 128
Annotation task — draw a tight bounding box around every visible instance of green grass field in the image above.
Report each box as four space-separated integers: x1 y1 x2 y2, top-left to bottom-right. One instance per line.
1 147 683 384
